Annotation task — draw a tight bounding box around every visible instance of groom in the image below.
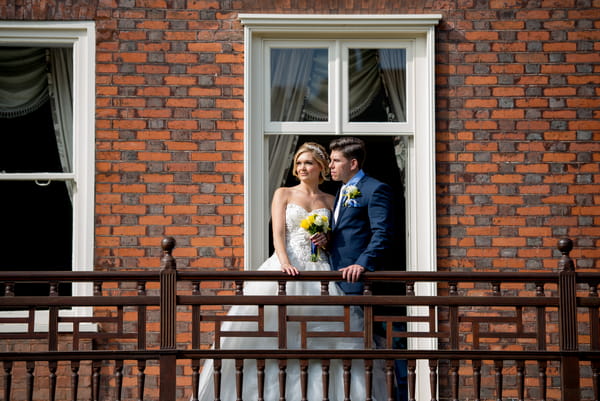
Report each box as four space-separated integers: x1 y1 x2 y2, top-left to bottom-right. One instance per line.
327 137 394 295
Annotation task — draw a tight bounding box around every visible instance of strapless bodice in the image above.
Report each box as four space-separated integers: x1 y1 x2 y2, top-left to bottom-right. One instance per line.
285 203 330 264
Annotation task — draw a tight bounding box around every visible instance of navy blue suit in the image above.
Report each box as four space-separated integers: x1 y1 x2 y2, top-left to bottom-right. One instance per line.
329 174 394 294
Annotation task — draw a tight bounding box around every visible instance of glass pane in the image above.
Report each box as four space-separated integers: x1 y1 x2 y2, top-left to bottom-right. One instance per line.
0 180 72 296
348 48 406 123
270 48 328 122
0 101 65 173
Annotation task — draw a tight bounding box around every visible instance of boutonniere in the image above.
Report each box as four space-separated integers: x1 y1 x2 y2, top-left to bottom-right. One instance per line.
343 185 361 207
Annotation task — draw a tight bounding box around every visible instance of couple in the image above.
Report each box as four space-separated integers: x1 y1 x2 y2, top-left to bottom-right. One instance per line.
194 137 394 401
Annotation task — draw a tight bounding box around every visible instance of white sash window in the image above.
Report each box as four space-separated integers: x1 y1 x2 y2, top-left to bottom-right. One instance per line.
0 22 95 330
241 14 441 401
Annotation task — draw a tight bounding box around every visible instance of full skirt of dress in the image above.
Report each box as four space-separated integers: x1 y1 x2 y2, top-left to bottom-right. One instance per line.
193 204 386 401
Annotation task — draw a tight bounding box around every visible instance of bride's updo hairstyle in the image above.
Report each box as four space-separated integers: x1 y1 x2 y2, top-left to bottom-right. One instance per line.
292 142 330 184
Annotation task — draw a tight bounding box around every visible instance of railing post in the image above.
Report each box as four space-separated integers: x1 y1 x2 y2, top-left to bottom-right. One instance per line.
557 238 580 401
160 237 177 401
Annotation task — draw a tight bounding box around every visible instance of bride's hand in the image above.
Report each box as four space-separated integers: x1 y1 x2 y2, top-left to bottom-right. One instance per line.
311 232 328 249
281 263 299 276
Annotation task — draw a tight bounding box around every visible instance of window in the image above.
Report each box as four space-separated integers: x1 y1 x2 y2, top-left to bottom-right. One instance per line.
241 14 441 399
0 22 95 330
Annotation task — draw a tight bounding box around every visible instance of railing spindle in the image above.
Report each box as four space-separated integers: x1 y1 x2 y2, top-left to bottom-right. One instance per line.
115 360 124 401
429 359 438 401
592 362 599 401
320 280 329 295
300 359 308 401
137 280 147 401
450 359 459 401
279 359 287 401
137 360 146 401
48 360 57 401
26 360 34 401
70 361 79 401
365 359 373 401
590 282 599 401
473 360 481 401
343 359 351 401
4 281 14 296
213 358 222 401
321 359 330 401
191 280 200 401
407 359 416 401
517 361 525 401
494 360 503 401
235 359 243 401
385 359 394 401
3 360 12 401
256 358 265 401
92 360 101 401
538 361 547 401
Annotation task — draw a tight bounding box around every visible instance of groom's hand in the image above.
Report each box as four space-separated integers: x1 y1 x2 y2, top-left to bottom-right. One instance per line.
339 264 365 282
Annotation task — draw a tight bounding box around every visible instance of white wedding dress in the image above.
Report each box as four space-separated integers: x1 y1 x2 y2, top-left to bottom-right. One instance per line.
194 203 386 401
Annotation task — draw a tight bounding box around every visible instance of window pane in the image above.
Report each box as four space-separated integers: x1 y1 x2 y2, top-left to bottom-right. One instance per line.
0 180 72 296
348 48 406 122
270 48 328 121
0 101 63 173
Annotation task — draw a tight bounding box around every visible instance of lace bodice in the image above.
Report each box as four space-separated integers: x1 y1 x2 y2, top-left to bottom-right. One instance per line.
285 203 331 264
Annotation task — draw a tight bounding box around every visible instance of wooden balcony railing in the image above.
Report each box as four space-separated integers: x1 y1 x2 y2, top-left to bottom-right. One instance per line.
0 238 599 401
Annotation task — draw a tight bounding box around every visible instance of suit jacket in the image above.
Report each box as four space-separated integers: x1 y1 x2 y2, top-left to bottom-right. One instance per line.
329 174 394 294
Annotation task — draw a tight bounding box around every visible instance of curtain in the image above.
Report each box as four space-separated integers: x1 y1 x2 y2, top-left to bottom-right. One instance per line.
0 47 49 118
268 48 317 199
379 49 406 122
379 49 408 188
47 48 74 199
348 49 381 120
0 46 74 201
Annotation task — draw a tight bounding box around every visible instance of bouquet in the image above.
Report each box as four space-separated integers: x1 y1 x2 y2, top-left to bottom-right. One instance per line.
299 213 330 262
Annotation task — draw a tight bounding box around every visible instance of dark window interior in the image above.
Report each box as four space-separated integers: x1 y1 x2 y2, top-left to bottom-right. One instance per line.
270 134 407 278
0 101 72 296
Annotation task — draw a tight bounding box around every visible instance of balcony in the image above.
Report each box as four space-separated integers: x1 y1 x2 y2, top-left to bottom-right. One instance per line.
0 238 599 401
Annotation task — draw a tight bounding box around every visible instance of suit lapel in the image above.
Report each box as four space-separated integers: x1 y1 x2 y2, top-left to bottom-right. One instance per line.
334 175 367 229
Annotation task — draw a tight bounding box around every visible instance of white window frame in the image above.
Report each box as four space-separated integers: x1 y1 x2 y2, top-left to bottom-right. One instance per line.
0 21 96 331
241 14 440 400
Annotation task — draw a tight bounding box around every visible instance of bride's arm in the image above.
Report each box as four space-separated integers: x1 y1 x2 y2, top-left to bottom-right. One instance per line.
271 188 299 276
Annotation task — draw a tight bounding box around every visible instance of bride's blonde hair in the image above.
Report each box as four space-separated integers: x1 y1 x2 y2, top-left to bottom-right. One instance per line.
292 142 330 184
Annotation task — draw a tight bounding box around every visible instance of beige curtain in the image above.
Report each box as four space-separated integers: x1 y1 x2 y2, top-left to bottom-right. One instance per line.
0 47 49 118
268 48 316 200
47 47 74 199
379 48 407 122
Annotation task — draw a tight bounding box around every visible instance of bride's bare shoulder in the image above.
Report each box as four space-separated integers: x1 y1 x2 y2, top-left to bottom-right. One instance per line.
321 192 335 209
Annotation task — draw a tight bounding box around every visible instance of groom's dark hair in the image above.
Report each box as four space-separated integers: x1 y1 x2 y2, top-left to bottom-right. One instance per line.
329 137 366 168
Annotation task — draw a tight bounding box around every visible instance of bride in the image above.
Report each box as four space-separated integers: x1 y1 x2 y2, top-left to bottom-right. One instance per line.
193 142 385 401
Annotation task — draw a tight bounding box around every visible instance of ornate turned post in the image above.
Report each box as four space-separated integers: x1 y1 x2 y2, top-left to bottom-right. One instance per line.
159 237 177 401
557 238 580 401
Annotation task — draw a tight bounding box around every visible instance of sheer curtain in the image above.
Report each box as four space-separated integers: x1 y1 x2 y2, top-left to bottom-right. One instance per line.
378 49 408 182
348 49 381 120
268 49 315 199
379 49 406 122
0 46 74 200
267 47 408 195
47 47 74 199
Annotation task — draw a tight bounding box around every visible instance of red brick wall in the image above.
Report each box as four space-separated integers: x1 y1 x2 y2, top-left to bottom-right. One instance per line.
2 0 600 400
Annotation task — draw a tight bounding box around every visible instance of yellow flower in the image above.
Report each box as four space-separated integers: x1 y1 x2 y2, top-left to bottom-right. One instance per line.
300 219 310 230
